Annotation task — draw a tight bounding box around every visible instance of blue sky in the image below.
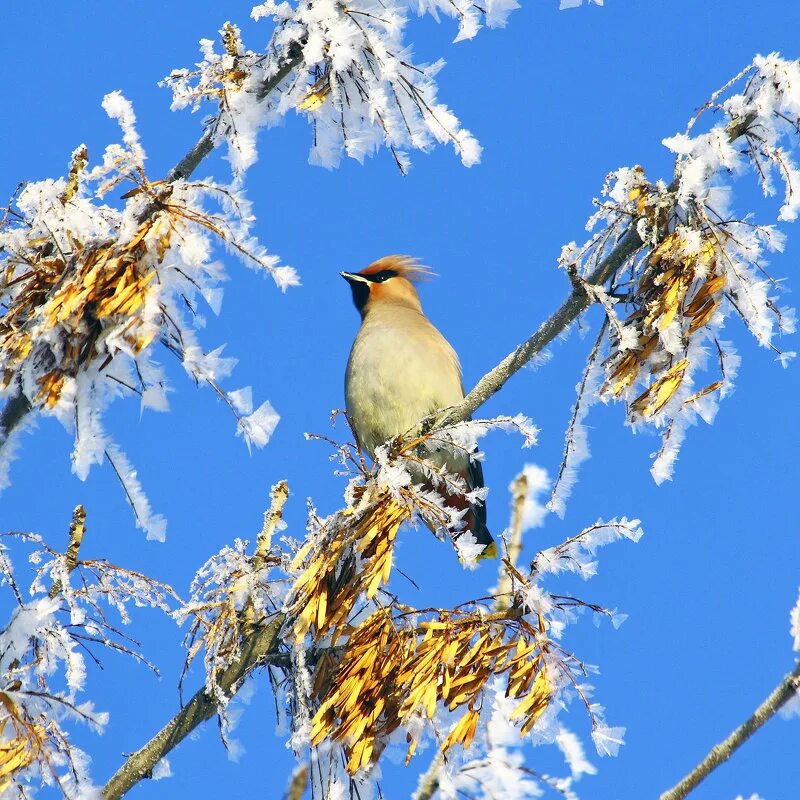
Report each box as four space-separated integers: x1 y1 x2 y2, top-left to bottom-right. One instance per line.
2 1 799 798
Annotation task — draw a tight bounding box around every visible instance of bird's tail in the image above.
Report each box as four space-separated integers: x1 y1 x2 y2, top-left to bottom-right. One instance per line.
462 496 497 561
465 456 496 560
421 470 497 561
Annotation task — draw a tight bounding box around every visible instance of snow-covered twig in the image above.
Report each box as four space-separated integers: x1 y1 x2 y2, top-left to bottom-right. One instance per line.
101 614 286 800
102 481 291 800
658 661 800 800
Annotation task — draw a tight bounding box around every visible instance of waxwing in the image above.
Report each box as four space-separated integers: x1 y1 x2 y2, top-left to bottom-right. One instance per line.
341 255 496 559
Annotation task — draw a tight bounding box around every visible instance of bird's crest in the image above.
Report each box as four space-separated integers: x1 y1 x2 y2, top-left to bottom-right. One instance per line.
360 255 433 282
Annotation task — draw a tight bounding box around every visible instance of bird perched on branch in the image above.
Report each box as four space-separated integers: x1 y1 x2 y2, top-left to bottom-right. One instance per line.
341 255 496 560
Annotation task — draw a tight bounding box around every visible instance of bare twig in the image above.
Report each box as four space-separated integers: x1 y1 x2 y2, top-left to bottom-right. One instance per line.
494 472 529 613
659 660 800 800
102 480 292 799
253 480 290 569
102 613 286 800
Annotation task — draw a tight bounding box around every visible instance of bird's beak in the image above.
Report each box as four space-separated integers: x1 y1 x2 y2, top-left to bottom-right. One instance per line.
340 271 369 284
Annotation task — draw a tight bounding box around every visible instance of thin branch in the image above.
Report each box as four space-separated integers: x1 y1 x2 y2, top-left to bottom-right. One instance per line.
102 613 286 800
102 480 292 799
494 471 528 612
434 224 643 429
243 480 289 632
253 480 290 568
658 660 800 800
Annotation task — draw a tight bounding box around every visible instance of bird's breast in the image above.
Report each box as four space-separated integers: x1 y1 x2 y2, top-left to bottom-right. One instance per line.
345 314 464 458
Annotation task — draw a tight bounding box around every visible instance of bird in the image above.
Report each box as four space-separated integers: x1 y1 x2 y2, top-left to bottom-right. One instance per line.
341 255 496 560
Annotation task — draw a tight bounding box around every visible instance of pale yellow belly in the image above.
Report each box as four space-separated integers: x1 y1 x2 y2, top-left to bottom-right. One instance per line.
345 317 464 462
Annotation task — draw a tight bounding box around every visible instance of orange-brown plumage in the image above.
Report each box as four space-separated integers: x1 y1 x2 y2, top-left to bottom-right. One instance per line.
358 255 432 282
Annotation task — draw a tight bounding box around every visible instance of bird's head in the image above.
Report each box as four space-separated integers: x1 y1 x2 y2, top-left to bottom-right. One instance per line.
341 255 431 318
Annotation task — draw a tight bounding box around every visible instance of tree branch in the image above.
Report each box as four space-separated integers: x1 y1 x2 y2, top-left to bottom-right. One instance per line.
102 613 286 799
437 224 644 429
658 660 800 800
102 479 291 799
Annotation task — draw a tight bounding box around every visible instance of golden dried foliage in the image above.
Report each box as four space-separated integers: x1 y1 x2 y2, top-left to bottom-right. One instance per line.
310 608 551 774
298 72 332 112
220 23 248 87
286 489 410 643
0 158 249 411
0 210 168 405
0 693 45 792
602 179 731 415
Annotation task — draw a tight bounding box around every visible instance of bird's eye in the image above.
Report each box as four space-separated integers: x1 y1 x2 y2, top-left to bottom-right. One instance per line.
372 270 396 283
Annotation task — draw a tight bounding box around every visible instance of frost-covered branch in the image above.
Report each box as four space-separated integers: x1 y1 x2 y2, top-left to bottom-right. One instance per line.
102 481 291 800
435 109 759 434
101 614 285 800
659 660 800 800
0 512 178 798
162 45 304 185
0 47 302 455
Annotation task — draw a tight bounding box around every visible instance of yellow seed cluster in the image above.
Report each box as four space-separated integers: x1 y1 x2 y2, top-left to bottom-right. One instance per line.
310 609 551 774
0 214 170 407
286 491 410 643
603 183 730 416
0 693 44 792
297 72 332 112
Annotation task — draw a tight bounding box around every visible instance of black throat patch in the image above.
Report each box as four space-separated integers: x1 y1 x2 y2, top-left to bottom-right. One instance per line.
348 279 370 312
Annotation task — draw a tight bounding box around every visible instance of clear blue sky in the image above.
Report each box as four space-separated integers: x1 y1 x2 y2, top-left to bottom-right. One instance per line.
2 1 799 798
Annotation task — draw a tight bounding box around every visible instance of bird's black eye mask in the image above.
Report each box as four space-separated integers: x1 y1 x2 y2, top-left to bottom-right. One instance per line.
363 269 397 283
